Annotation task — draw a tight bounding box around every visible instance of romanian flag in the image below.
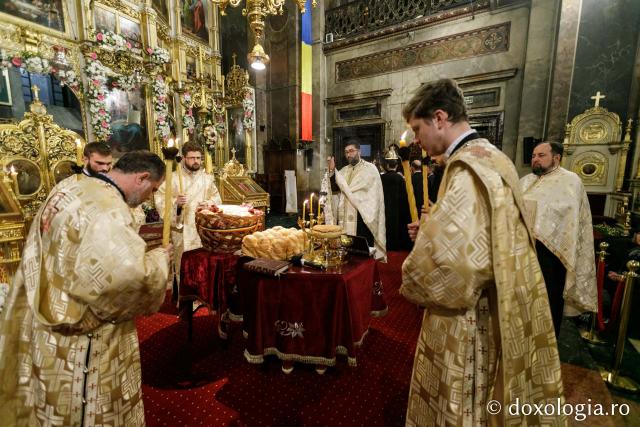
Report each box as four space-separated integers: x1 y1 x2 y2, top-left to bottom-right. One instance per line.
301 0 312 141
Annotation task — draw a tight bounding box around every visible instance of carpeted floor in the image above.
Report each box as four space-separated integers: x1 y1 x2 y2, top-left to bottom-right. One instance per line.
137 251 422 426
137 249 639 426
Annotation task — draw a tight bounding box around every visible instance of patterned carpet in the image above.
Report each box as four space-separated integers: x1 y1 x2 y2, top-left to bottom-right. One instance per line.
136 251 422 426
136 249 638 426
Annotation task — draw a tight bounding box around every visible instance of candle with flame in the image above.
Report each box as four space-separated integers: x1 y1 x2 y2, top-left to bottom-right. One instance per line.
399 130 408 147
9 165 19 195
75 138 83 167
175 138 184 194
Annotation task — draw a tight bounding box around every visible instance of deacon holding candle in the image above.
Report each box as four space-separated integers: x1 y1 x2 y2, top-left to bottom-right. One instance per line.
155 140 222 286
323 138 387 261
400 78 563 426
0 151 173 427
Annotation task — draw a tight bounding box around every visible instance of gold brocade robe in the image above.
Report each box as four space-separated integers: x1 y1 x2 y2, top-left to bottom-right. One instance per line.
324 159 387 261
401 139 565 426
520 167 597 315
154 166 221 271
0 177 170 426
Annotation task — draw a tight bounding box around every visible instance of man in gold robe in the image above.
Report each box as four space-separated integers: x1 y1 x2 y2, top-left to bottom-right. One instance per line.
0 150 172 425
154 141 221 277
521 141 597 336
400 79 565 426
56 141 113 189
325 140 386 261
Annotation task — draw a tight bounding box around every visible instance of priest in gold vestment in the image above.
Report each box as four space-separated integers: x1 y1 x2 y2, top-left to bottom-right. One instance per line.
400 79 565 426
325 140 386 261
0 151 171 426
154 141 221 276
520 141 597 335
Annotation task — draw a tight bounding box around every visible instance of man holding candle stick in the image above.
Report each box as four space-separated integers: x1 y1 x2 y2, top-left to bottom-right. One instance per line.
0 150 173 425
154 140 221 285
325 139 386 261
400 78 564 426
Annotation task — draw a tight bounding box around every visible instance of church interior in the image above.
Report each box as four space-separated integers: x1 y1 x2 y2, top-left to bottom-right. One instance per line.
2 0 640 425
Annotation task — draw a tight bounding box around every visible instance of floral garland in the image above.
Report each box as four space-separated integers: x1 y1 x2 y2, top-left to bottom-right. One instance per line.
182 92 195 134
3 51 81 90
214 101 226 137
152 75 170 141
94 31 131 52
242 89 255 131
203 124 218 153
145 47 170 65
84 59 112 141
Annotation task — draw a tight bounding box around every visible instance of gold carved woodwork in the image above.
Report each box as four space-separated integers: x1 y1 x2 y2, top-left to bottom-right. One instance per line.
93 0 141 21
0 94 83 221
568 110 621 145
225 53 250 107
218 149 269 210
0 0 73 39
571 151 607 186
0 169 26 283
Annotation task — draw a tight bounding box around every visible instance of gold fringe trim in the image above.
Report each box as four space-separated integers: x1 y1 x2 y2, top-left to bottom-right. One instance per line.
244 346 358 367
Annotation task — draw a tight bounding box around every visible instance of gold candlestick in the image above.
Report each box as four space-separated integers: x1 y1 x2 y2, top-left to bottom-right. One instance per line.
161 139 180 246
175 138 184 194
9 165 19 195
309 193 315 222
422 149 429 215
399 131 418 222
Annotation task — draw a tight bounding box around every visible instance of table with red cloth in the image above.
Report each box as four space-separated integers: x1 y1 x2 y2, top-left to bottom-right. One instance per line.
240 256 387 372
179 248 242 340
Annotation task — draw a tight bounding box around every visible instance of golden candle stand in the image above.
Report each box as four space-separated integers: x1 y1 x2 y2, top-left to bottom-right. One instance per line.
600 260 640 393
296 214 352 269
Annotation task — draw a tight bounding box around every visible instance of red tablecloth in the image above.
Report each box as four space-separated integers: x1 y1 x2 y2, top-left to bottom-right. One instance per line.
180 249 241 339
240 257 387 369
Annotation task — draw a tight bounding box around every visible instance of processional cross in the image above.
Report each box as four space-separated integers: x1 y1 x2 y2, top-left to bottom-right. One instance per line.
591 91 606 108
231 147 237 160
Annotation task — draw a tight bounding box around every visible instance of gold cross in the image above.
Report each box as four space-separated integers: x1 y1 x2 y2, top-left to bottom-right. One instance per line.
591 91 606 107
232 53 237 67
230 147 236 160
31 84 40 101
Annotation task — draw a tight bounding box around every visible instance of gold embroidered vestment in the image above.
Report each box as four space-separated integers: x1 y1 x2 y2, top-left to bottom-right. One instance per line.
401 139 565 426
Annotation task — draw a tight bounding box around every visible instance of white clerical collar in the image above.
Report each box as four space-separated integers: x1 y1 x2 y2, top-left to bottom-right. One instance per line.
444 128 476 160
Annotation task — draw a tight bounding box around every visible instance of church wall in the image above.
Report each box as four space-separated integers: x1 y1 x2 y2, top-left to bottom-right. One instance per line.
319 1 554 178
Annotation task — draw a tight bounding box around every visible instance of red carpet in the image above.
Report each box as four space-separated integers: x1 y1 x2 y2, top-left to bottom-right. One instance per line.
137 251 422 426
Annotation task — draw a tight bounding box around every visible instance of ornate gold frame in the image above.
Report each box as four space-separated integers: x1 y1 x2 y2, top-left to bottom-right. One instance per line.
0 95 83 220
0 0 73 39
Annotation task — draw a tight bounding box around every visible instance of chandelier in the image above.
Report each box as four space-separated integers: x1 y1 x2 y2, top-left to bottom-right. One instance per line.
214 0 317 70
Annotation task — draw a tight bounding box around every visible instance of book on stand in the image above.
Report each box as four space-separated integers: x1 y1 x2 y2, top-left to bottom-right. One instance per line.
244 258 290 277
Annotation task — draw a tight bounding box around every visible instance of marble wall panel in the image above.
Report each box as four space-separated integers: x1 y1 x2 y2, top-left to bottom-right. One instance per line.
568 0 640 122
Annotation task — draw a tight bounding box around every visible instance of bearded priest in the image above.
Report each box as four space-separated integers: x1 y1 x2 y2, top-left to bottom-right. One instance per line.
154 141 221 280
325 139 386 261
0 151 172 425
400 79 565 426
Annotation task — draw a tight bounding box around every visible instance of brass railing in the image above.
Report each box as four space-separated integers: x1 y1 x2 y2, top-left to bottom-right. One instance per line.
325 0 484 41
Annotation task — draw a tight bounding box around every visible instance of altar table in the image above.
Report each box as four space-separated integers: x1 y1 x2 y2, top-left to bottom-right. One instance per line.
179 249 241 340
239 257 387 372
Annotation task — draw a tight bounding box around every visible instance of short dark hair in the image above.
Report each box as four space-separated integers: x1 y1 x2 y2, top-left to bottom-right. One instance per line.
83 142 111 157
113 150 165 181
385 159 398 170
536 140 564 158
402 78 468 123
411 160 421 171
182 141 204 156
344 139 360 150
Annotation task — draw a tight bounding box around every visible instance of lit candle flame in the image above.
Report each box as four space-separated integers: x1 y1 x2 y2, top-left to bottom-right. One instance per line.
75 138 81 147
399 130 408 147
10 165 16 175
167 138 174 148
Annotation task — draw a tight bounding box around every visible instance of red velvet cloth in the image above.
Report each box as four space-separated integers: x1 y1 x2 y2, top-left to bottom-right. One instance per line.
180 249 241 319
240 257 387 367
